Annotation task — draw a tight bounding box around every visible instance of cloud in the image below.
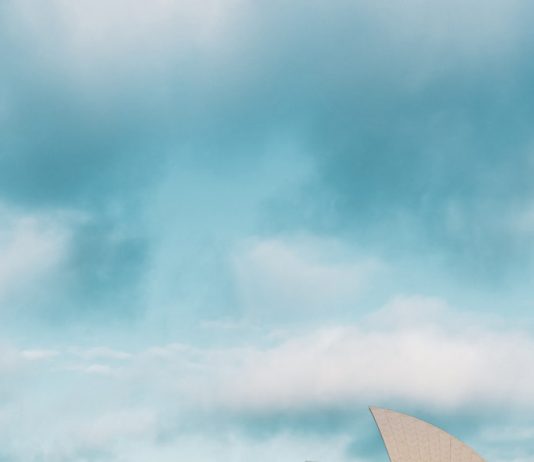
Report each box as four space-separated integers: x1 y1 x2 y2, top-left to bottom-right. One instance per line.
44 296 532 419
0 204 151 332
5 0 240 80
208 302 534 414
0 204 71 304
21 349 59 361
233 237 383 321
2 0 534 325
72 347 132 361
0 344 23 374
2 296 534 460
66 363 119 377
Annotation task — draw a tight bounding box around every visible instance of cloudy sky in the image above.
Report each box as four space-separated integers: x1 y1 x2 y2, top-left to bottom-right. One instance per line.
2 0 534 461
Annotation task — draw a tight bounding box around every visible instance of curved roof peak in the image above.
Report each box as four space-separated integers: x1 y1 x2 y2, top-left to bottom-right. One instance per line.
369 407 485 462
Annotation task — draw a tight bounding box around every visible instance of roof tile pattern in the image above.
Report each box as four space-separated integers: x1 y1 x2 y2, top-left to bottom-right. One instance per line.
370 407 485 462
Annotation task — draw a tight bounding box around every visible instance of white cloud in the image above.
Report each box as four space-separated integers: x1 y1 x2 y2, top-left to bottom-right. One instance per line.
6 0 244 84
32 295 527 417
72 346 132 361
10 296 534 418
21 349 59 361
97 295 529 415
64 363 119 377
233 237 383 320
0 205 72 303
0 344 23 373
4 297 534 461
210 298 534 412
73 408 157 447
5 0 527 89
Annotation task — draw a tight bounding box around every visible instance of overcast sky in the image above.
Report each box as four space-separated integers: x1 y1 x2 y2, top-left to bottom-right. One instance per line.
2 1 534 461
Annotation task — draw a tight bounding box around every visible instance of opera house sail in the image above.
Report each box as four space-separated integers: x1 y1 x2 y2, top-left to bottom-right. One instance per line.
370 407 485 462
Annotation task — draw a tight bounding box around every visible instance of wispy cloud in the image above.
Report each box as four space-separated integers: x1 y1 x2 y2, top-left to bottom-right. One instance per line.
0 204 72 304
233 237 383 321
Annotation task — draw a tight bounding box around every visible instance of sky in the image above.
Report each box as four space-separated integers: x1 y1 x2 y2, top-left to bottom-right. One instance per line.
2 0 534 461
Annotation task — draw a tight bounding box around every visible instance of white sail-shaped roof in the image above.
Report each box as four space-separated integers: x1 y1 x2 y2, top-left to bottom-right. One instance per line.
370 407 485 462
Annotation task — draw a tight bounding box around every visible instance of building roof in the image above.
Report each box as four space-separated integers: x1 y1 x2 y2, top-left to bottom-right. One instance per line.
369 407 485 462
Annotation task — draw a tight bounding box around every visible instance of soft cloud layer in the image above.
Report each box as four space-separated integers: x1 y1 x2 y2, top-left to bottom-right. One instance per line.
3 0 534 461
1 299 533 461
134 298 534 415
233 238 382 321
0 205 71 306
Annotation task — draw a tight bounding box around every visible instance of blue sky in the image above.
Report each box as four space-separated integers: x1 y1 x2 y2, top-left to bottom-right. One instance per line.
2 0 534 461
